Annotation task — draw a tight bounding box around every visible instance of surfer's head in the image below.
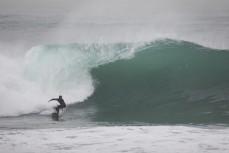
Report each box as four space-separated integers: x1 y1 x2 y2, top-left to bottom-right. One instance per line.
59 95 62 99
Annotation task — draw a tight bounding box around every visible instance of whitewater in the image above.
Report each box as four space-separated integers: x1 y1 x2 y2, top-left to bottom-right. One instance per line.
1 0 229 152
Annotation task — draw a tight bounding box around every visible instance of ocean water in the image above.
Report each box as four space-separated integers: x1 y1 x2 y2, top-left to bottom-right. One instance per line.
1 0 229 152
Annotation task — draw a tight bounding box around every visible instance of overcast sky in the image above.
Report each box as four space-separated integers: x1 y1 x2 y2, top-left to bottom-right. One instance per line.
1 0 229 13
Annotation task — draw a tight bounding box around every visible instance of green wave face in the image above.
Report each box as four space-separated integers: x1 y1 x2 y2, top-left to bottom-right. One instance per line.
86 40 229 124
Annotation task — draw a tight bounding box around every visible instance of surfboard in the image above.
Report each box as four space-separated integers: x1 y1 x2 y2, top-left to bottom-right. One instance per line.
52 113 59 121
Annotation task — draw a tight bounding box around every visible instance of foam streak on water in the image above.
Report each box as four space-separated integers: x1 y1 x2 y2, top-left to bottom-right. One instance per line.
1 126 229 153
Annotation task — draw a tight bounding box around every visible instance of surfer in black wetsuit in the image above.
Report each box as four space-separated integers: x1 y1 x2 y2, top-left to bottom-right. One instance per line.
48 95 66 115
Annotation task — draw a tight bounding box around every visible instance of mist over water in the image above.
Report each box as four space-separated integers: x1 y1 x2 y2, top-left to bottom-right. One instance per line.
0 0 229 119
1 0 229 48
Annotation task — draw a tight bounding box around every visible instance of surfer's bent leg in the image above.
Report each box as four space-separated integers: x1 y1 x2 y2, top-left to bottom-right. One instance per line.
55 105 66 114
55 105 61 114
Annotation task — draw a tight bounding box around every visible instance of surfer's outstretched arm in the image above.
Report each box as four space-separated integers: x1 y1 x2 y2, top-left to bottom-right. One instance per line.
48 98 58 102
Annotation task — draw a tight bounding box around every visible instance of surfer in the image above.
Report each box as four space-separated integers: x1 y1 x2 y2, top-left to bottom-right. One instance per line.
48 95 66 115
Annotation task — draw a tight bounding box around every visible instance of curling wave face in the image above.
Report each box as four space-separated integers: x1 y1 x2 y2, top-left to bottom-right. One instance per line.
0 42 139 116
1 39 229 125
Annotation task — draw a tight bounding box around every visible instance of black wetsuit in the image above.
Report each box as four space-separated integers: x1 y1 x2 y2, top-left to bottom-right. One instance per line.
50 97 66 114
